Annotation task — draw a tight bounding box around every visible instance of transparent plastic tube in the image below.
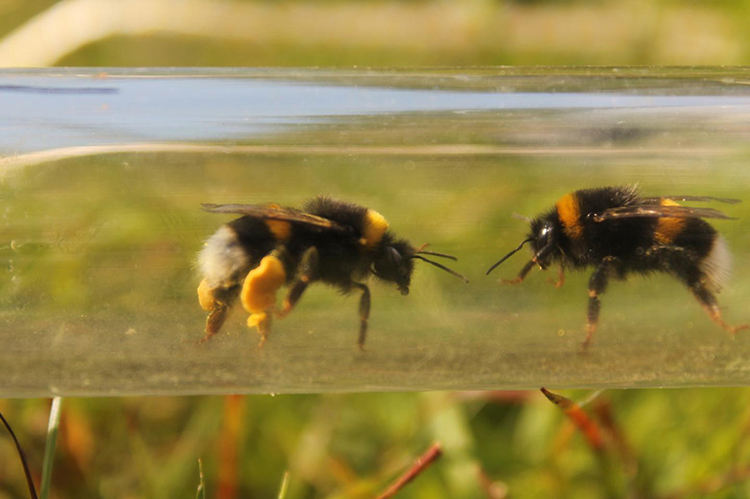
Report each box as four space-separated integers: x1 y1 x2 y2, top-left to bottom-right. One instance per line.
2 67 750 397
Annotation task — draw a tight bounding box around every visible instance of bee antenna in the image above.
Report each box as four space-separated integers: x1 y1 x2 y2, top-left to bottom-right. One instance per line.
413 255 469 283
512 213 532 222
486 238 534 276
414 250 458 261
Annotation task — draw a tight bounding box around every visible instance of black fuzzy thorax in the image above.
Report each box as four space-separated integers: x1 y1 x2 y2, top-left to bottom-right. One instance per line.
304 196 370 235
298 197 374 289
574 187 655 269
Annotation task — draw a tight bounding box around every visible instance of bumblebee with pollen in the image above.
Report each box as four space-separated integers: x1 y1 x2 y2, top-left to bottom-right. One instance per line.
197 196 468 348
487 186 747 348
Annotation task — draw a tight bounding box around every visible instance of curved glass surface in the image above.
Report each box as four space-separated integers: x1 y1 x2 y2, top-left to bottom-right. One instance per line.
1 68 750 396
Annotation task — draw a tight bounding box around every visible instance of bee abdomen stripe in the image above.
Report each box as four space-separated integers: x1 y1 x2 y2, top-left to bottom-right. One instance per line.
361 209 389 248
654 198 685 244
265 220 292 241
556 193 584 239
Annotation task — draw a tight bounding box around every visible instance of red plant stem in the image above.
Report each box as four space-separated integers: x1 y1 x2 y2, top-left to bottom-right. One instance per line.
594 398 636 473
540 388 605 452
375 443 442 499
217 395 244 499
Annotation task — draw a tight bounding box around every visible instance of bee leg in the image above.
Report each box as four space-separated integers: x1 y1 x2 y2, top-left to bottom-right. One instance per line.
249 313 272 348
500 258 536 285
203 301 230 342
197 281 239 343
584 257 620 349
277 247 319 318
546 264 565 289
690 282 749 336
352 282 371 350
241 252 288 348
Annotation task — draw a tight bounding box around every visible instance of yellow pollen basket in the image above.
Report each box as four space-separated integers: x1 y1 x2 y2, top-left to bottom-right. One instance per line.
241 255 287 329
197 278 217 311
361 209 389 248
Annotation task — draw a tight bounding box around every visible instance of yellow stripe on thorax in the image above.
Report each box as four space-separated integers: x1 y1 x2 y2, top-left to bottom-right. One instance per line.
360 209 389 248
556 193 584 239
654 198 685 245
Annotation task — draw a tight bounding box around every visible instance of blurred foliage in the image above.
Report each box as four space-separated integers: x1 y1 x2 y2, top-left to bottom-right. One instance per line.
2 0 750 498
2 390 750 497
1 0 750 66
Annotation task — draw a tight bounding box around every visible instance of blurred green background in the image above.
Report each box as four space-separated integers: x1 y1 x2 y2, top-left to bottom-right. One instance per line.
2 1 750 498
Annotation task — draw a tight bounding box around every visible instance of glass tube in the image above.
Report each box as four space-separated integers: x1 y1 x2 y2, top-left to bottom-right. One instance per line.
1 67 750 397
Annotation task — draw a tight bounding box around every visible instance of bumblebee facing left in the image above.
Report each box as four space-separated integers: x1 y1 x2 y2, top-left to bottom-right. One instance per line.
487 186 747 348
197 196 468 348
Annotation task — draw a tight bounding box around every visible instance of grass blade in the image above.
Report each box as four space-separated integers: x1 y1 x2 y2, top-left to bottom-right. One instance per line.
196 459 206 499
277 471 290 499
39 397 62 499
0 408 38 499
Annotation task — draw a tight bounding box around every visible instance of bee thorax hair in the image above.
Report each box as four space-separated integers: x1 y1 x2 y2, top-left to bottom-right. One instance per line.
360 209 388 247
700 235 732 293
199 226 251 288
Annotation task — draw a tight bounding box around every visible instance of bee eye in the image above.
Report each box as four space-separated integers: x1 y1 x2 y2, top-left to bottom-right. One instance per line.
538 225 552 246
387 247 403 268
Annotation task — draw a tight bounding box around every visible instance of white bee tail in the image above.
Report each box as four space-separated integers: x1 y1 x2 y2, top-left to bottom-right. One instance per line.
700 235 732 293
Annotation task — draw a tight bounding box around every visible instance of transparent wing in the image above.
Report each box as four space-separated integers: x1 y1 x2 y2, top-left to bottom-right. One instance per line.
593 204 736 222
641 195 740 205
201 203 349 233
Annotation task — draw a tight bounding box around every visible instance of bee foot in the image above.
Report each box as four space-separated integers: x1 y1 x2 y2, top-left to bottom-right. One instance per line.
248 312 272 348
579 340 592 353
729 324 749 337
581 323 596 351
275 301 292 319
546 277 564 289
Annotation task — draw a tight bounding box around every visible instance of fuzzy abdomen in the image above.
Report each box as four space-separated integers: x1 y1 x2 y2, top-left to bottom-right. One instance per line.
199 217 278 289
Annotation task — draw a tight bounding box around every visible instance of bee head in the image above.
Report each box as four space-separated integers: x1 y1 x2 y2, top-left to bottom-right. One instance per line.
528 216 559 270
373 239 415 295
373 238 468 294
486 212 560 276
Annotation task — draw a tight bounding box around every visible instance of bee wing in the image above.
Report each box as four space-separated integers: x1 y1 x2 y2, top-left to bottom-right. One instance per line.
201 203 350 233
593 204 737 222
641 195 741 205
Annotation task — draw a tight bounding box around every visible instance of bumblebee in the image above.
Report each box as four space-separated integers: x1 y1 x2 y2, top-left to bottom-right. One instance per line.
487 186 747 348
197 196 468 348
